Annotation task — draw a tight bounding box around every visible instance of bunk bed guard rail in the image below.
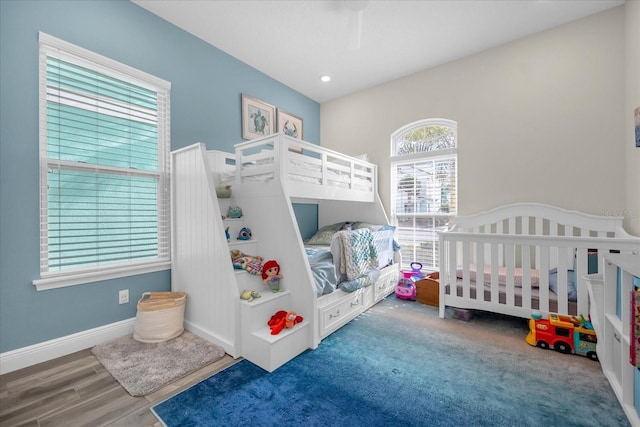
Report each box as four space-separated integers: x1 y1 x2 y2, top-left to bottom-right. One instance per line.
233 133 377 203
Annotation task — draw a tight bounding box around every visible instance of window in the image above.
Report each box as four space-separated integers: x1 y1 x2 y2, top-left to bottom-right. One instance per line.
390 119 457 273
34 33 171 290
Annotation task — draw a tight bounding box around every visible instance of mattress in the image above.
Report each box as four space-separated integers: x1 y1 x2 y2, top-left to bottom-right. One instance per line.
446 279 578 315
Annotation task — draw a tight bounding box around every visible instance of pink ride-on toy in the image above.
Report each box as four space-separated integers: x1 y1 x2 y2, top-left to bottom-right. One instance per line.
395 262 422 300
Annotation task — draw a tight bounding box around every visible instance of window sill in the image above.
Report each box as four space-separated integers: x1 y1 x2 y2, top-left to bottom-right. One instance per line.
33 261 171 291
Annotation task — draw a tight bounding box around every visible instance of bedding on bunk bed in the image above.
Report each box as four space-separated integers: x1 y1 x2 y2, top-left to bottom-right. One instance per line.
304 222 398 297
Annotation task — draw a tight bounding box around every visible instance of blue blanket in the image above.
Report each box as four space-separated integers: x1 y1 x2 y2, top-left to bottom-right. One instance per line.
306 246 339 296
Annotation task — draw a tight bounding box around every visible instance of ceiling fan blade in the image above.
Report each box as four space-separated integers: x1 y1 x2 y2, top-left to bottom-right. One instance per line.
347 9 363 50
344 0 368 51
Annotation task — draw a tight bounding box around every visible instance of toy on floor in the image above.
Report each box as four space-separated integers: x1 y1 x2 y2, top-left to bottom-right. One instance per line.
525 311 598 361
268 310 303 335
262 259 284 292
410 262 423 279
395 271 417 300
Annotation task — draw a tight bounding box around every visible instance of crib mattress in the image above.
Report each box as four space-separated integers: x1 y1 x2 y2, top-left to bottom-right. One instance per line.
445 279 578 315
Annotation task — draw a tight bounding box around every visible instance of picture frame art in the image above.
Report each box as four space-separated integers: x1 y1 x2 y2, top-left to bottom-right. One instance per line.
242 94 275 140
277 109 303 141
635 105 640 148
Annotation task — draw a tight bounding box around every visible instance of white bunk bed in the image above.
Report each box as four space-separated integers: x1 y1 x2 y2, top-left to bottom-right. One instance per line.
171 133 400 372
438 203 640 320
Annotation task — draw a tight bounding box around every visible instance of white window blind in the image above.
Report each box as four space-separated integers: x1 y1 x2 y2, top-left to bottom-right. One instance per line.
35 33 171 290
390 119 457 273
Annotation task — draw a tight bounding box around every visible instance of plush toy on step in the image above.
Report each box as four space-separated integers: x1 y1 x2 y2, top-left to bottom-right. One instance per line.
215 184 232 198
262 259 283 292
284 311 302 328
268 310 303 335
227 206 243 218
230 249 263 275
240 289 261 302
237 227 252 241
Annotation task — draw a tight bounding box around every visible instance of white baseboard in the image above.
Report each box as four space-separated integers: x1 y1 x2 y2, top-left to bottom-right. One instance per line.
0 318 136 375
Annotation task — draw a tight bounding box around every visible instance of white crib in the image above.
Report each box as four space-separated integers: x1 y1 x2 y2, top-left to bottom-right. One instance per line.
438 203 640 320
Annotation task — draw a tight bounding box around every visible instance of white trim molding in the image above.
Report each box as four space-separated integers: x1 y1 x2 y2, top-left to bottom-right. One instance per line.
0 318 135 375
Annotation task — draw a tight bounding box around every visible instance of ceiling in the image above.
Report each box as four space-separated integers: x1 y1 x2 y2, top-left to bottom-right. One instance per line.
132 0 625 103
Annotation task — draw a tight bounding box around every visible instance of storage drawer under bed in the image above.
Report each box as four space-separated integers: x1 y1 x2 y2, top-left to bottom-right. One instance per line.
374 264 400 302
319 286 373 338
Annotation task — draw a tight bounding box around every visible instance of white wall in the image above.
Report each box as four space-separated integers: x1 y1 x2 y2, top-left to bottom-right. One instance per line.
321 7 629 224
625 0 640 236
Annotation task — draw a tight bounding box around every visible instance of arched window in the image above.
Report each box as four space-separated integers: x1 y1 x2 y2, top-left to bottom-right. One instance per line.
390 119 457 273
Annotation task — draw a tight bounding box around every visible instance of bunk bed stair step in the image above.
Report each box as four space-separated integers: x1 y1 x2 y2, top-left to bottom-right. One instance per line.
239 289 291 307
228 240 258 252
235 270 267 292
244 320 311 372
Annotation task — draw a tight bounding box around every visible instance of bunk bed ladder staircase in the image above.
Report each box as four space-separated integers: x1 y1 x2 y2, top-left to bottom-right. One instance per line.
171 143 311 373
221 195 311 373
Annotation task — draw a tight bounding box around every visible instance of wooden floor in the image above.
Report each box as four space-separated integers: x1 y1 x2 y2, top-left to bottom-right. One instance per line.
0 349 237 427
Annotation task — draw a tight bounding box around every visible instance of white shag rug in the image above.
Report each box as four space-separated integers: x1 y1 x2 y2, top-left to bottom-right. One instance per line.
92 330 225 396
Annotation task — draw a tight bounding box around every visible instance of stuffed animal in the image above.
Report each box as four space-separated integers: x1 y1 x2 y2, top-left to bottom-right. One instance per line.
237 227 252 240
340 222 353 231
230 250 264 275
262 260 283 292
285 311 302 329
267 310 303 335
225 226 230 242
240 289 261 302
227 206 242 218
215 184 232 198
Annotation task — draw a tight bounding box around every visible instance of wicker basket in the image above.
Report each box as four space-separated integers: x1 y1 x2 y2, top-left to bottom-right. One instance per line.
133 292 187 343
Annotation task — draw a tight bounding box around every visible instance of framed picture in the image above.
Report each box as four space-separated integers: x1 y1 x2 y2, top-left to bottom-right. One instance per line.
241 94 275 140
277 109 303 141
635 105 640 148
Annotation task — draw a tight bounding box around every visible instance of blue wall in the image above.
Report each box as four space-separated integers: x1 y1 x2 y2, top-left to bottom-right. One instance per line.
0 0 320 353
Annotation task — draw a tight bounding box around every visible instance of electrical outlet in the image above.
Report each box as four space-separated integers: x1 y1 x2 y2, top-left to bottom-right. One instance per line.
119 289 129 304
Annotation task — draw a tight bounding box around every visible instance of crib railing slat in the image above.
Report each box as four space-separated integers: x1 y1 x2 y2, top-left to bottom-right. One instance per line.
575 247 589 316
476 241 485 301
538 246 550 314
490 243 499 304
462 240 471 299
521 244 532 310
556 249 570 315
504 243 515 307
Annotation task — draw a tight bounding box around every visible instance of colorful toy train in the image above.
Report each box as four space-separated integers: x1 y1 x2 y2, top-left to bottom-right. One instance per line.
525 312 598 361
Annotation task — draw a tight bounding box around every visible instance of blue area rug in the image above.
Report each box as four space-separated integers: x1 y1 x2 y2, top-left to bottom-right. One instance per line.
152 297 629 427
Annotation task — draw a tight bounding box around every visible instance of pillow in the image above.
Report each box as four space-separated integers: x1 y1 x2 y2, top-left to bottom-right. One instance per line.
456 264 540 287
305 221 361 245
306 229 337 246
548 268 578 302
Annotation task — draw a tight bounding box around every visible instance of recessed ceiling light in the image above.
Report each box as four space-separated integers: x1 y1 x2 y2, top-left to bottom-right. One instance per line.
320 75 331 82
